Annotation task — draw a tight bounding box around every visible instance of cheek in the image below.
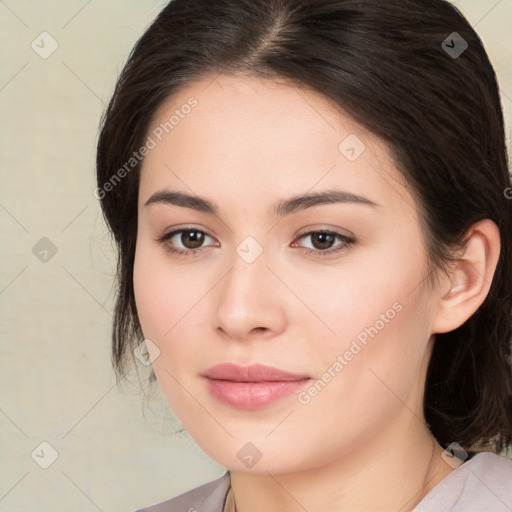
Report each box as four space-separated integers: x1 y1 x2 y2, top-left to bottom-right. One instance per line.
284 240 428 354
289 285 432 465
133 245 199 408
133 241 194 339
133 251 165 339
291 238 433 405
133 240 214 381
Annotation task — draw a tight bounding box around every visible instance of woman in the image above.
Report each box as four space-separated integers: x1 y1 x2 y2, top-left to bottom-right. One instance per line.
96 0 512 510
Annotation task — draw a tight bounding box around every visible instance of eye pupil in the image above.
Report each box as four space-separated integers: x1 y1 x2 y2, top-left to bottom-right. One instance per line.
312 232 335 250
182 230 204 249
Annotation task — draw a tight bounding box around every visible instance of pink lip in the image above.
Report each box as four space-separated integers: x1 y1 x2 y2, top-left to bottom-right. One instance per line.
202 363 311 409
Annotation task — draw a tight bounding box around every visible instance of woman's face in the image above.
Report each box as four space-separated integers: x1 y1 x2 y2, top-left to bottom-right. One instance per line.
133 74 441 472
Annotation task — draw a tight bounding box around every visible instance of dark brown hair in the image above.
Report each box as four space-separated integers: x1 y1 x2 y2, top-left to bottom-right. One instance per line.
96 0 512 453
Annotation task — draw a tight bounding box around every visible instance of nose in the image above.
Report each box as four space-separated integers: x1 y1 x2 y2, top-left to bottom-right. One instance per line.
212 244 287 342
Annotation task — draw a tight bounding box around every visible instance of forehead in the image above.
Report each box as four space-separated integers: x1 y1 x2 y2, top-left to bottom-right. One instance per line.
139 73 415 217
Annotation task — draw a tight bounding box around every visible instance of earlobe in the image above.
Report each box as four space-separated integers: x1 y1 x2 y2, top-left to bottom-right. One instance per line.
431 219 501 334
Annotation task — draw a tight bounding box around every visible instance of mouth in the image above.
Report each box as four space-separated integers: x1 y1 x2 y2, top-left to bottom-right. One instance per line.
202 363 311 410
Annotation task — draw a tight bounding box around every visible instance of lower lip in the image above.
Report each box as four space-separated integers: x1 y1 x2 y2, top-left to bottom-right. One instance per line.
205 378 311 409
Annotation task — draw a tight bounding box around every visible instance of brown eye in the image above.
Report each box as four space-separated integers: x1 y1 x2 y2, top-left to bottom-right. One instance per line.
293 230 356 257
157 228 218 256
309 232 336 250
179 229 205 249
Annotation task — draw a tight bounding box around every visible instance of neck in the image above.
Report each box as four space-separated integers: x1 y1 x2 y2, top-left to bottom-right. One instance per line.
229 415 454 512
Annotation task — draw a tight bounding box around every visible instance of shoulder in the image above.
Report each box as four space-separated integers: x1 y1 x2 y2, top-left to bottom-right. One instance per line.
134 471 231 512
414 452 512 512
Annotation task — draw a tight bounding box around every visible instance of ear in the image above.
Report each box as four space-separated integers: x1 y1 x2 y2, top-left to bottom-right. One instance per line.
431 219 501 334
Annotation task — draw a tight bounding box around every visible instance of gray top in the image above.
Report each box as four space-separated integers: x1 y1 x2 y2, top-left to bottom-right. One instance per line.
135 452 512 512
413 452 512 512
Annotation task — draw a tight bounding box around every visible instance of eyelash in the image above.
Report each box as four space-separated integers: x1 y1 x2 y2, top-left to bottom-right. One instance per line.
156 227 356 258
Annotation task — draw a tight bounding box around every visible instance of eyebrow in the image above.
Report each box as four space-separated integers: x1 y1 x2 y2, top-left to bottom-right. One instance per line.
144 189 379 216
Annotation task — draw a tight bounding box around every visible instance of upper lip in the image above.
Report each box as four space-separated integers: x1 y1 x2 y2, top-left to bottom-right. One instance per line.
202 363 310 382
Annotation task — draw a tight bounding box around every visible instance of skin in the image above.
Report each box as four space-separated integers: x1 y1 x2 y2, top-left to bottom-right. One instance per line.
133 74 500 512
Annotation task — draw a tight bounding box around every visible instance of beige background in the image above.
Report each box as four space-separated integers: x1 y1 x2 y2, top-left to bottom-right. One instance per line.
0 1 510 511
